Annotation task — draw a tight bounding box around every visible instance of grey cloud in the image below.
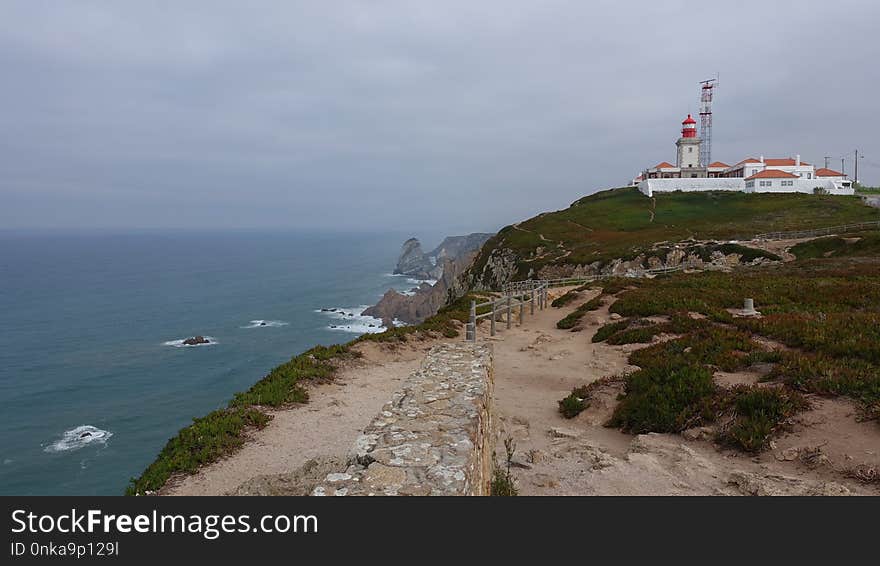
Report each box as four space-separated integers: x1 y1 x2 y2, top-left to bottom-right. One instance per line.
1 0 878 231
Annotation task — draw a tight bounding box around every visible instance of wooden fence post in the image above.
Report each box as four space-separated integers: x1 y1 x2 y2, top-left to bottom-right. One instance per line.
490 298 496 336
506 296 512 330
530 288 535 315
519 294 524 324
469 299 476 342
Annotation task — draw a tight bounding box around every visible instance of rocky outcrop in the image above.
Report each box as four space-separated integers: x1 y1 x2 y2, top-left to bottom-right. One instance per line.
394 238 437 280
182 336 210 346
393 233 492 280
312 343 494 496
542 432 855 496
471 240 782 289
364 252 475 324
430 233 494 263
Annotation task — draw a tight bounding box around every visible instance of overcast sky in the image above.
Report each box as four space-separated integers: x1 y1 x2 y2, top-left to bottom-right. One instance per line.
2 1 878 233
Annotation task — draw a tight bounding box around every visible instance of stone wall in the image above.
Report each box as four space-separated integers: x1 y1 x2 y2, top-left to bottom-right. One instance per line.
312 342 494 496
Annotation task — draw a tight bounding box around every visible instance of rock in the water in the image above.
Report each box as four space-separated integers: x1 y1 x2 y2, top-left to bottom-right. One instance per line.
183 335 210 346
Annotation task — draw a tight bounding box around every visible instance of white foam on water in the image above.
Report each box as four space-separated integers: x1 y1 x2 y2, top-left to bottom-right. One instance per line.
162 336 218 347
242 320 289 329
44 426 113 453
317 305 387 334
406 278 437 286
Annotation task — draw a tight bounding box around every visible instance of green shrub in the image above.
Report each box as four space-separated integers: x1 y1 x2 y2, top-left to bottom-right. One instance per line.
609 364 717 433
719 387 807 452
126 407 271 495
556 295 604 329
592 320 631 342
606 324 661 345
767 352 880 417
558 390 588 419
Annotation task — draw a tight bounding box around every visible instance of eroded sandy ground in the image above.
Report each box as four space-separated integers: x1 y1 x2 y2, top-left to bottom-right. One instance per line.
490 287 880 496
165 339 440 495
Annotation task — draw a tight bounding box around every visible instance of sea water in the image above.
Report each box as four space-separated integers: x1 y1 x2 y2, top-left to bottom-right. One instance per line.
0 229 442 495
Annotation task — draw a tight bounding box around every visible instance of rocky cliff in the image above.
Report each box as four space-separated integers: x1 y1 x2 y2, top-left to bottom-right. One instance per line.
393 233 492 280
364 251 476 325
468 239 784 290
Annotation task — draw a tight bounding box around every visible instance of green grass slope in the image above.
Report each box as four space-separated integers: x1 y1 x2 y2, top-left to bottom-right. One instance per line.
472 187 880 283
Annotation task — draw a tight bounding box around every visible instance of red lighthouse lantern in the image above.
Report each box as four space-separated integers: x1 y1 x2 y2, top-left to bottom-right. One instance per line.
681 114 697 138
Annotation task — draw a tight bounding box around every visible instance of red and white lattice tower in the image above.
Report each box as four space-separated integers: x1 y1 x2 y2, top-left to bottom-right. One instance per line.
699 78 717 168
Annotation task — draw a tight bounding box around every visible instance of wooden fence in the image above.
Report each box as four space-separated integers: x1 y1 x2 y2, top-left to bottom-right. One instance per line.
464 261 698 342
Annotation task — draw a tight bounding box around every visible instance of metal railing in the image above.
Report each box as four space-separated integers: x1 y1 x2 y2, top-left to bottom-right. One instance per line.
754 220 880 241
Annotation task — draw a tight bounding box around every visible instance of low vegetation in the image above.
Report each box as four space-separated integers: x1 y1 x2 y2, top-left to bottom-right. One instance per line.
717 386 807 453
551 284 593 308
556 295 604 330
126 407 271 495
563 244 880 455
558 385 591 418
789 231 880 260
491 437 518 496
609 363 717 434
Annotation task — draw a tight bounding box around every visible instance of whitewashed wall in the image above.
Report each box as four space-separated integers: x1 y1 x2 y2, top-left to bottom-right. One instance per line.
638 178 744 197
745 179 855 195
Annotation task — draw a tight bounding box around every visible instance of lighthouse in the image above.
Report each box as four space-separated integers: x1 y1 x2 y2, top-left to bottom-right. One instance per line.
675 114 702 172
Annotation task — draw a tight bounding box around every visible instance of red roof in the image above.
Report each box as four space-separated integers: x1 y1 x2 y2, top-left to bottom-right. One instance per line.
734 158 761 166
746 170 799 181
708 161 730 168
653 161 675 169
682 114 696 125
763 158 810 166
815 167 845 177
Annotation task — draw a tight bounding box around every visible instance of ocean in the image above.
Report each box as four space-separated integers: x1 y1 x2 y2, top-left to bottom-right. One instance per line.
0 229 442 495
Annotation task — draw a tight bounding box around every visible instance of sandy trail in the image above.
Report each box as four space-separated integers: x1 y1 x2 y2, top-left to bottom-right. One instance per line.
165 339 439 496
489 287 879 495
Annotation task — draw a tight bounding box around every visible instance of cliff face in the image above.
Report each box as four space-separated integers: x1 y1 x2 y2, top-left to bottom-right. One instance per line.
393 233 492 280
468 240 783 290
364 251 476 325
394 238 438 280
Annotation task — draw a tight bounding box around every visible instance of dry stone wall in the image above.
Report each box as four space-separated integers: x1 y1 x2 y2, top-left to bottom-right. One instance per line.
312 342 494 496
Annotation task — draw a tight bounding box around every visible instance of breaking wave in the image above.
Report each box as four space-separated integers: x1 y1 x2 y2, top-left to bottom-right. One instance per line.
44 426 113 453
316 306 386 334
241 320 289 329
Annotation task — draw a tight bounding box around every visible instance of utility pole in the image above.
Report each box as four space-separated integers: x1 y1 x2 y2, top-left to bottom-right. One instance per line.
855 149 860 185
842 157 846 176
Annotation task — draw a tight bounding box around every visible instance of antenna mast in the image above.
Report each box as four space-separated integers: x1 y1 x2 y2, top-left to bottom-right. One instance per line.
699 77 718 167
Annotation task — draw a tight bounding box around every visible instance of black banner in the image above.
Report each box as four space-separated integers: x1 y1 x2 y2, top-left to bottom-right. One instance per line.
2 497 875 563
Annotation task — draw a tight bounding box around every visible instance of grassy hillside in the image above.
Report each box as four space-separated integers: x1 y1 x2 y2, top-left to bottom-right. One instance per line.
472 187 880 282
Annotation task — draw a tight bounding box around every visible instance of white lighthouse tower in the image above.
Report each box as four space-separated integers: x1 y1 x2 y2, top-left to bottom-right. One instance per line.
675 114 702 173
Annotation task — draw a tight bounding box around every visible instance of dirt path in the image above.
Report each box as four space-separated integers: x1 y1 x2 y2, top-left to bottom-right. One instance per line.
488 287 878 495
165 340 439 496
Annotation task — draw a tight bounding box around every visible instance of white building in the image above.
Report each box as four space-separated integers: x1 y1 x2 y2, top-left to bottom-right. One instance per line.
636 114 854 197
